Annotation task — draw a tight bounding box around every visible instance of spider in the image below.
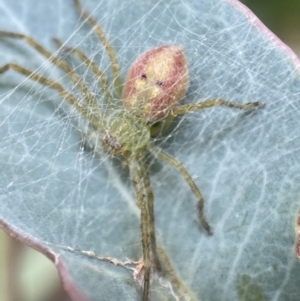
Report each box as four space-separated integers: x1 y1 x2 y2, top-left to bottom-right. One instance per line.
0 0 265 300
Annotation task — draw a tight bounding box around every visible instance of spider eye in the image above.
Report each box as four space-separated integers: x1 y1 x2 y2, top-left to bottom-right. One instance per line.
141 73 147 79
156 81 164 87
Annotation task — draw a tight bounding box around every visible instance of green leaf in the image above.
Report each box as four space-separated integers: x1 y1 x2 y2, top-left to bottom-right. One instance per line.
1 0 300 300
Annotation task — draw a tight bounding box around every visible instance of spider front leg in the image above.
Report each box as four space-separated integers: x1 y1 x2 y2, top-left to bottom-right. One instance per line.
140 165 162 273
171 98 265 116
129 155 151 301
149 145 212 235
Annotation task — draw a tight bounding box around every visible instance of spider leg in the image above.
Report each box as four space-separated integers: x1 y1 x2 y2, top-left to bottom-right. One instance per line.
150 114 176 137
0 63 103 130
148 145 212 235
52 37 114 103
0 30 99 111
129 156 151 301
171 99 265 116
141 166 161 272
73 0 122 97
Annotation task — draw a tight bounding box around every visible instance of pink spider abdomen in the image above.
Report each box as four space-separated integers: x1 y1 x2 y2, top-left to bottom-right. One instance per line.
123 45 189 123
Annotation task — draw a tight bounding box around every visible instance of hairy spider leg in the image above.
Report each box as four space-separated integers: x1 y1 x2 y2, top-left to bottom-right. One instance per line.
140 162 162 273
52 37 113 103
73 0 122 97
152 100 264 137
0 63 103 129
149 144 212 235
129 155 151 301
171 99 265 116
148 98 265 234
0 30 100 112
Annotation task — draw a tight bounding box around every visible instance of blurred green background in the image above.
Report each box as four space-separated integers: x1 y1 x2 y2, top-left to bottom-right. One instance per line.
241 0 300 55
1 1 299 301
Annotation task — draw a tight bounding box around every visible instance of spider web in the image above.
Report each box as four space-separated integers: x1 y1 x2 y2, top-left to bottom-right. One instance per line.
1 0 300 300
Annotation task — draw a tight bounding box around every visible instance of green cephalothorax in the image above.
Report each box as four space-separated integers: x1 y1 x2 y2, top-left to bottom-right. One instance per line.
103 111 150 156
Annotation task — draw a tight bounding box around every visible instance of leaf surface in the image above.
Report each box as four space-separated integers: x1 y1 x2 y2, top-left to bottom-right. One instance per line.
1 0 300 300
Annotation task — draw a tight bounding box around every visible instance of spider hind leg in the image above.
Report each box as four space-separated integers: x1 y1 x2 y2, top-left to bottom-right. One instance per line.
72 0 122 97
52 37 113 103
